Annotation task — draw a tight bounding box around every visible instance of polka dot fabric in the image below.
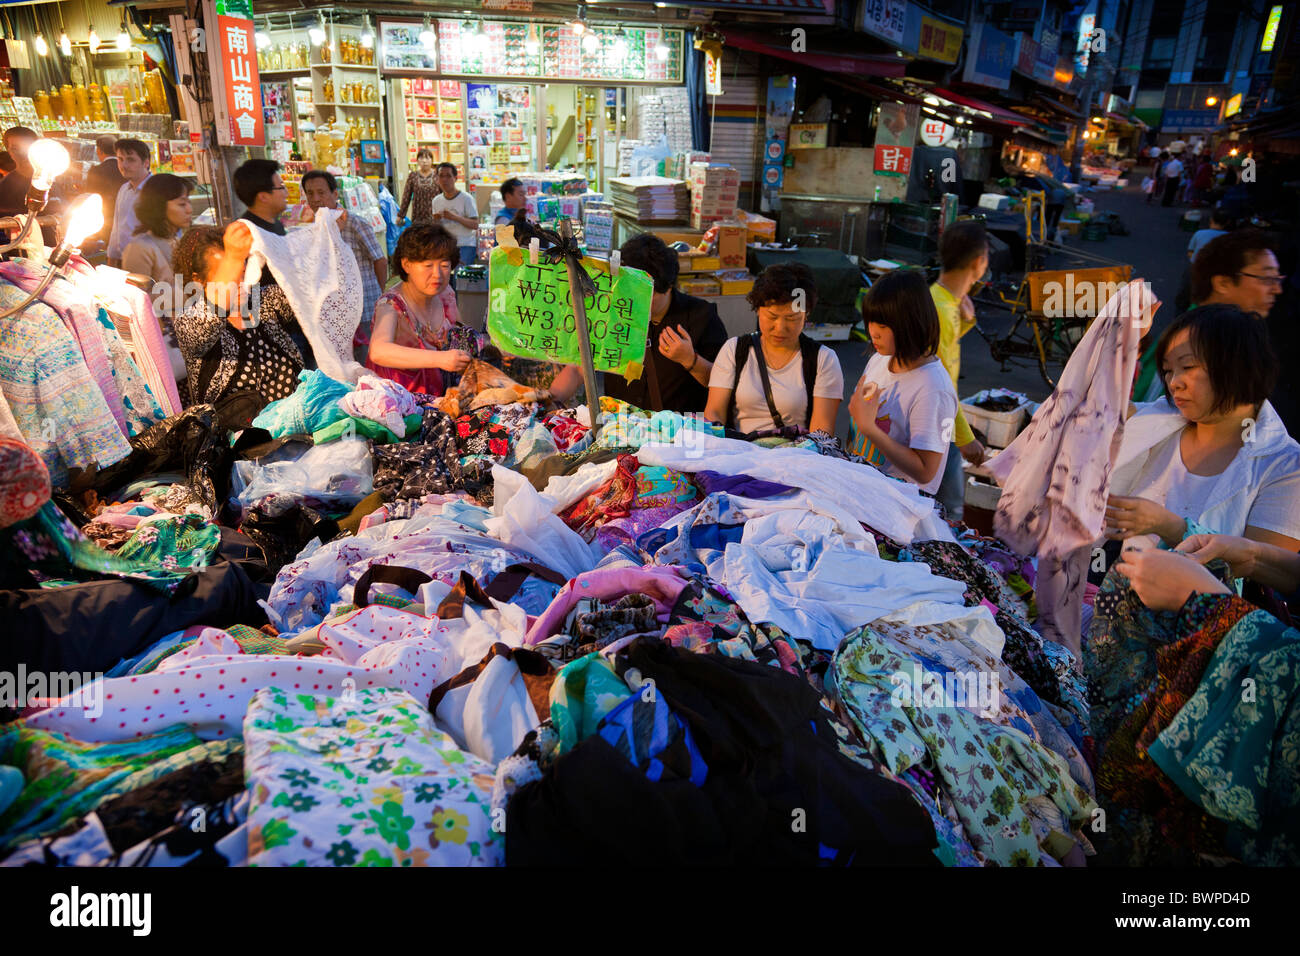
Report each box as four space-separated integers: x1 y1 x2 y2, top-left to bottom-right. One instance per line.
26 606 455 744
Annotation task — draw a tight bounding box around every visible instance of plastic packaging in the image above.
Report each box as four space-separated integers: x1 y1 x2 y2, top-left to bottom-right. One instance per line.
237 438 373 514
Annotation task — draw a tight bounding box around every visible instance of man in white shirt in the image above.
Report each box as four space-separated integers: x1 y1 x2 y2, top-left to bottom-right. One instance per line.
430 162 480 269
1160 154 1184 207
107 138 153 268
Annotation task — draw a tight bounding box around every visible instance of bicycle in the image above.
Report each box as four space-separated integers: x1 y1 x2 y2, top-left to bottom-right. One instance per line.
971 191 1132 388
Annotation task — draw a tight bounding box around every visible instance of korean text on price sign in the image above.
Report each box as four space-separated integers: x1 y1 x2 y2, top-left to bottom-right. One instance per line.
487 246 652 379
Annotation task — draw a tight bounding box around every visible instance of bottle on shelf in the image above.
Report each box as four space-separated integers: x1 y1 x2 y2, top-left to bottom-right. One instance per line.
59 84 77 123
74 82 91 121
323 75 335 103
33 90 52 120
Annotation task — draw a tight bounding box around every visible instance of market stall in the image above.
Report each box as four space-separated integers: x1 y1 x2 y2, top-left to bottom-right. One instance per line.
0 177 1291 870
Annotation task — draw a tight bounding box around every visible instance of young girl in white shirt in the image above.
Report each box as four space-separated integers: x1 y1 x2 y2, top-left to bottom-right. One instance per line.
847 269 959 495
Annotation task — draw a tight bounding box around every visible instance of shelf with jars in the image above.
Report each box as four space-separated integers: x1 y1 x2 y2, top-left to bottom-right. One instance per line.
307 22 385 152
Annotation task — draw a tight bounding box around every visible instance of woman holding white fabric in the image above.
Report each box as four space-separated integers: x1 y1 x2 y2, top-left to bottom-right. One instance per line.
1105 304 1300 551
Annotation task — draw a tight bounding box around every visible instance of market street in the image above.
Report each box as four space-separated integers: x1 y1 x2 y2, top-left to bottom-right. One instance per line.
834 180 1200 433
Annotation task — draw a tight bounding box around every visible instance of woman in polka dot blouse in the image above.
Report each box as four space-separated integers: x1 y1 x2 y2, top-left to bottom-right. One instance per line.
172 221 305 408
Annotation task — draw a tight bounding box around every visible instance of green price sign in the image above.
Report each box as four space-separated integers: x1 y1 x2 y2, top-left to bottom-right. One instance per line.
487 246 652 379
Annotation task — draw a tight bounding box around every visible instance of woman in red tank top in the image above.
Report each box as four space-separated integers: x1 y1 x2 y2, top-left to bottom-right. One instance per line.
355 222 471 395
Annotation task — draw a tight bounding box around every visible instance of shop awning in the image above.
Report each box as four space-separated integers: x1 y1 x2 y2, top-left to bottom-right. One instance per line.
1030 93 1083 120
929 87 1030 127
722 29 907 78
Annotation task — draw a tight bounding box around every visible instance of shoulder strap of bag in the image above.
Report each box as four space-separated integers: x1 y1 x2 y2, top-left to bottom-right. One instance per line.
749 332 787 430
353 564 433 608
799 334 820 429
484 561 568 603
726 333 754 430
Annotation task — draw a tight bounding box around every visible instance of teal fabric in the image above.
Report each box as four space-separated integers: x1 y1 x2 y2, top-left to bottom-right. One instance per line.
252 369 352 438
1146 601 1300 865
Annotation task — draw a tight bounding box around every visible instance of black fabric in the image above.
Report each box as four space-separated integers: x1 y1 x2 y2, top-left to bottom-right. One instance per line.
95 752 245 853
85 158 126 241
239 503 341 576
506 638 939 866
727 332 820 431
0 170 32 218
72 391 267 518
0 560 265 675
602 290 727 413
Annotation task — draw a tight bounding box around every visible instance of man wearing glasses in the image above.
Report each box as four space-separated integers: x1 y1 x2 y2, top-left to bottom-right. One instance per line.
232 159 316 369
1190 230 1283 317
1190 229 1295 437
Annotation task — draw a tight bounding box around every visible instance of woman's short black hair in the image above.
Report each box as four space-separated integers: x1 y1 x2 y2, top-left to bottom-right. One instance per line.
618 233 678 293
1154 303 1279 413
392 222 459 279
861 268 940 365
301 169 338 193
747 262 818 314
133 173 191 239
172 225 225 283
416 147 434 162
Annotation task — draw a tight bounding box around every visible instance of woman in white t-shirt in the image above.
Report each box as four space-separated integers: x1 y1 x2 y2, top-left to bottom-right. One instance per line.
846 269 958 495
1106 304 1300 551
704 263 843 434
431 162 481 267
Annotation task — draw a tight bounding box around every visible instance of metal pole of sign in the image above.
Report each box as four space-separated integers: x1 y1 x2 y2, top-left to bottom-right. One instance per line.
559 217 602 435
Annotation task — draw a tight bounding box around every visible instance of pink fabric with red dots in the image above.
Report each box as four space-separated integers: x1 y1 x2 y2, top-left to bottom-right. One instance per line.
26 606 455 743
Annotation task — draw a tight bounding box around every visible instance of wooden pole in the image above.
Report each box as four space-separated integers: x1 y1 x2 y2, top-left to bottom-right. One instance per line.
559 217 602 434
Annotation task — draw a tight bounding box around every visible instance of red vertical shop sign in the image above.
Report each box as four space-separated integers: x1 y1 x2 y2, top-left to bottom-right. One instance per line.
216 14 264 146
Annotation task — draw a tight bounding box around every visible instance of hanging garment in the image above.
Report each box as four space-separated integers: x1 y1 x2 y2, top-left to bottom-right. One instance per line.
986 280 1153 652
243 685 503 867
0 281 133 488
242 209 366 384
94 308 166 436
69 260 184 417
0 261 127 433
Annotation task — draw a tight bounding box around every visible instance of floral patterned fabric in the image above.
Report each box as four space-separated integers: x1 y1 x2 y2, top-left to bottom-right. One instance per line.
114 514 222 574
831 625 1097 867
243 685 503 866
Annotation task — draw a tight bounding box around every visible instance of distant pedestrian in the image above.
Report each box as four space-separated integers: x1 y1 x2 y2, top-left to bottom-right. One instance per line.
1161 153 1184 207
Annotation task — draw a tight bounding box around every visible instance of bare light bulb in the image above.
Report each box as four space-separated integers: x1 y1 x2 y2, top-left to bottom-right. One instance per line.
419 17 435 48
88 28 100 53
116 25 131 51
65 194 105 248
582 31 600 54
59 31 72 56
29 139 71 190
654 41 669 61
34 33 49 57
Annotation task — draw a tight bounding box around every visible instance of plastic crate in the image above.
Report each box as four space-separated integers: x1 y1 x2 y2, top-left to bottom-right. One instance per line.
961 390 1030 448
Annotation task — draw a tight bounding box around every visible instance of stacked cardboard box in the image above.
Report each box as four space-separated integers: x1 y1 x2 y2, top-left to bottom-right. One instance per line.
688 162 740 230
